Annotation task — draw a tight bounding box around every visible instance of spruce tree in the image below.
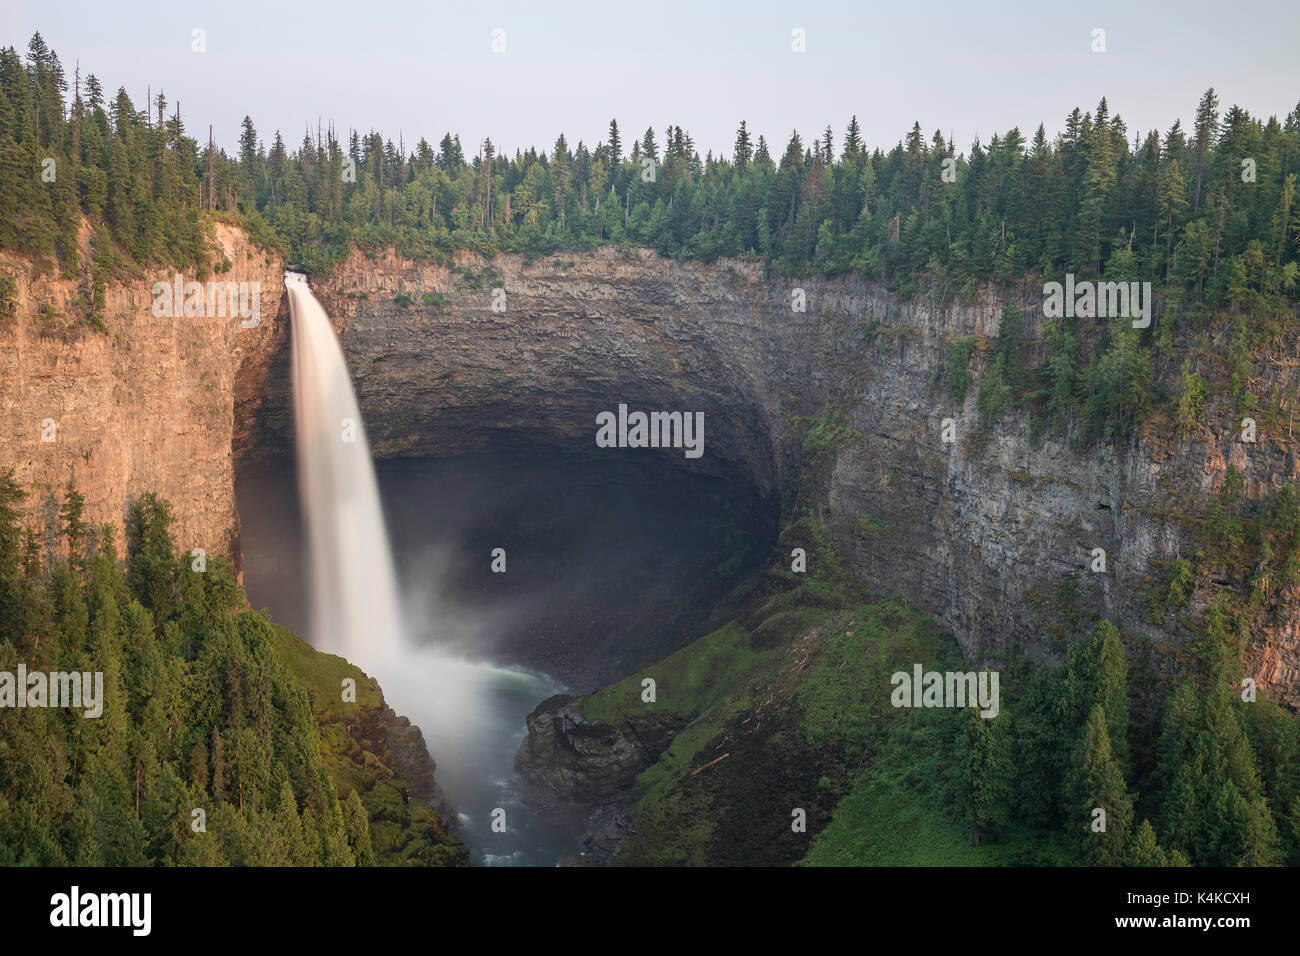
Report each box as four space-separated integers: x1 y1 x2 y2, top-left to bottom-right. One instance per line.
606 118 621 167
733 120 752 170
959 706 1010 846
1068 705 1133 865
1130 818 1168 866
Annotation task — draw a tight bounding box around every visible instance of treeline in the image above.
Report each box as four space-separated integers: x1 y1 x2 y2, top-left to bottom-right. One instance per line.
3 33 1298 445
0 475 375 865
3 33 1298 302
0 35 209 315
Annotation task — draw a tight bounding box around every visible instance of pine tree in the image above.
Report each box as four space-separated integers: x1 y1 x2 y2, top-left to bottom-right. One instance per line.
0 470 25 582
959 707 1010 846
1063 620 1130 774
1160 158 1189 277
58 484 90 573
733 120 752 170
189 738 210 795
125 492 178 620
843 115 863 161
1130 818 1168 866
606 118 621 168
211 728 229 803
1068 705 1133 865
343 789 375 866
1191 88 1219 214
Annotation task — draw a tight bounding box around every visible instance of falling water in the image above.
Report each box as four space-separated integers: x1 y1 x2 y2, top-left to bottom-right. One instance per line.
283 272 579 864
286 272 405 670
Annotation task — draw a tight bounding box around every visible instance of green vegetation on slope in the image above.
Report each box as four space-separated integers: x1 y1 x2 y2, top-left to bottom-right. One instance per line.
0 473 467 866
272 622 467 866
569 490 1300 867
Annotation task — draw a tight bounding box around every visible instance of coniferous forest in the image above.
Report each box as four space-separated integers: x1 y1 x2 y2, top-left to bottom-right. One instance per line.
4 34 1299 297
0 477 467 866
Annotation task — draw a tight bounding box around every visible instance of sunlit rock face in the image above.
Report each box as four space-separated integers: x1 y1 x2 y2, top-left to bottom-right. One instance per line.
0 223 286 575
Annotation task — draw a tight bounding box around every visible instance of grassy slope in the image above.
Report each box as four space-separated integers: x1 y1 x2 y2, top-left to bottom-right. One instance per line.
579 579 1072 866
270 623 469 866
571 413 1088 866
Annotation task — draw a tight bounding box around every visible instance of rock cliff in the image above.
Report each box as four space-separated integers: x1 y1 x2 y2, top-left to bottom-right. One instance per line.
0 222 286 575
514 693 686 807
255 245 1300 705
4 232 1299 704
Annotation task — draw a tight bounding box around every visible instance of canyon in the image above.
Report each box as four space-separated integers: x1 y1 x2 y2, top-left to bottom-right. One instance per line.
3 225 1299 711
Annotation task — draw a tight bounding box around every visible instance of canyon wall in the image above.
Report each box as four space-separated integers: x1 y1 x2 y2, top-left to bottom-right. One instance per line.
0 223 286 572
4 231 1298 704
282 245 1300 705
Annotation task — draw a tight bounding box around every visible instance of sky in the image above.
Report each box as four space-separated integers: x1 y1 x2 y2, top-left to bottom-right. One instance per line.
3 0 1298 161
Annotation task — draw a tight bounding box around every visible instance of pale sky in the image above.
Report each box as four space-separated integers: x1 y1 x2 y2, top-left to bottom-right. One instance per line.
3 0 1298 160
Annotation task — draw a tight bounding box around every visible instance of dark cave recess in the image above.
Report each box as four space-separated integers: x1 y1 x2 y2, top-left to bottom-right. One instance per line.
235 436 778 690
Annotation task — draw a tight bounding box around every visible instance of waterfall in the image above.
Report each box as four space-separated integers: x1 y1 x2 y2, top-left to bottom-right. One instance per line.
286 272 405 670
283 272 572 864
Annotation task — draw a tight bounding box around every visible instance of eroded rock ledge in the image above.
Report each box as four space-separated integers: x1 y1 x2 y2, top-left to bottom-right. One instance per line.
514 693 687 808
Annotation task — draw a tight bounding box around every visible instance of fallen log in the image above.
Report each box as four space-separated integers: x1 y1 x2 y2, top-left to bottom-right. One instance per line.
690 752 731 776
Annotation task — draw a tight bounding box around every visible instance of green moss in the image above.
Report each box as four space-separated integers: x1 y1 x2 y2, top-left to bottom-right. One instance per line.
854 515 889 533
605 587 1013 866
800 412 854 451
946 336 976 405
270 623 382 712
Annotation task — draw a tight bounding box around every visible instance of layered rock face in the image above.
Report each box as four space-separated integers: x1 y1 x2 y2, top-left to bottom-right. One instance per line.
0 223 286 573
808 283 1300 706
238 246 786 502
5 232 1298 704
261 246 1299 705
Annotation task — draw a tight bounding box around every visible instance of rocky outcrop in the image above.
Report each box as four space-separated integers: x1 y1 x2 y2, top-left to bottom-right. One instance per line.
343 697 454 821
555 797 637 867
514 693 686 807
